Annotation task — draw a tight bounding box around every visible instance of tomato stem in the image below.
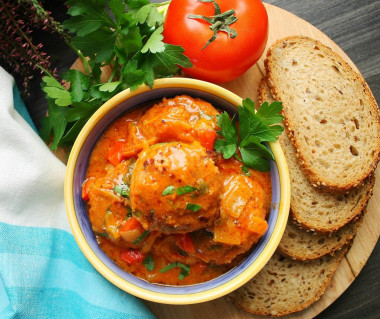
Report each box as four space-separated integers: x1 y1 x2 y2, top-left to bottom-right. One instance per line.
187 0 238 50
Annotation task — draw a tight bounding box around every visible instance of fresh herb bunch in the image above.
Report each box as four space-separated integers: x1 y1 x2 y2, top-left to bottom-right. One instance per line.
40 0 192 150
214 98 284 171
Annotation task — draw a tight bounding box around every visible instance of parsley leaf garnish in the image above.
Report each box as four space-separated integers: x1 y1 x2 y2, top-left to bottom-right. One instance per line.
162 185 175 196
160 262 190 280
114 184 130 198
133 230 150 245
143 254 155 271
40 0 192 150
186 203 202 212
176 186 198 195
214 98 284 171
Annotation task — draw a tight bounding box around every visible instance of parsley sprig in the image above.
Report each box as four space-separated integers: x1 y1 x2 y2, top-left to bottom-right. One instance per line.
40 0 192 150
214 98 284 171
160 262 190 280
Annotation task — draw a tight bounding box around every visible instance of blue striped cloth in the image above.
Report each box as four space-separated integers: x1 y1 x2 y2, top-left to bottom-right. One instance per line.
0 68 155 319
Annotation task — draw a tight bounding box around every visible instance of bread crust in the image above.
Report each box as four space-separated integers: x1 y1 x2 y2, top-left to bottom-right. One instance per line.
278 213 363 260
258 76 375 233
229 249 347 316
265 36 380 193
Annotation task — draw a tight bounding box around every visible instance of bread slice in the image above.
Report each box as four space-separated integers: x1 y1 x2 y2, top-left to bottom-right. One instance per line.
259 78 375 232
265 36 380 193
229 248 347 317
278 214 362 260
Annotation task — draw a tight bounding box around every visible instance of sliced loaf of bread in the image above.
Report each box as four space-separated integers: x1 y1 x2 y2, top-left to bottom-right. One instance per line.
278 214 362 260
229 249 346 317
265 36 380 193
259 78 375 232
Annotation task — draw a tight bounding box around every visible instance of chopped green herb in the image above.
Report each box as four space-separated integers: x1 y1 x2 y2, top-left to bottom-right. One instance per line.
241 165 250 176
95 231 108 238
133 230 150 245
214 98 284 171
160 262 190 280
143 254 155 271
186 203 202 212
162 185 175 196
114 184 130 198
176 185 199 195
125 206 132 219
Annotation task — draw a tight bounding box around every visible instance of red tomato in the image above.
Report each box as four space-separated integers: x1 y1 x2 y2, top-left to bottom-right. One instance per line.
120 249 144 264
81 177 95 202
106 140 126 166
197 128 217 151
163 0 268 83
175 234 195 253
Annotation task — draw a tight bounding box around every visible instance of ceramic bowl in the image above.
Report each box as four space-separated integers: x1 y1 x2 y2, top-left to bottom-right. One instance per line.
65 77 290 304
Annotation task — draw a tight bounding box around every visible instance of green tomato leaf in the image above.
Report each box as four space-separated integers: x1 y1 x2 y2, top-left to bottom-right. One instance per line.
141 25 165 54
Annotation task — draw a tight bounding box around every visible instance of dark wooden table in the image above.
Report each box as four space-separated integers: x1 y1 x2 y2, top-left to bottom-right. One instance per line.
14 0 380 318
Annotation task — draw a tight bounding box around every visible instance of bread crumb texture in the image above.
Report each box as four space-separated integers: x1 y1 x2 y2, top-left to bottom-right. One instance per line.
265 36 380 192
278 214 362 260
258 76 375 232
229 249 346 316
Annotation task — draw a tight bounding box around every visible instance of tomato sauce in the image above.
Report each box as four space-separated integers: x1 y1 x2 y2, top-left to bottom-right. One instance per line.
83 95 272 285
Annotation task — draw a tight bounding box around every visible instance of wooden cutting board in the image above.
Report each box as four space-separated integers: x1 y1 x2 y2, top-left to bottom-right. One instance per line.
141 3 380 318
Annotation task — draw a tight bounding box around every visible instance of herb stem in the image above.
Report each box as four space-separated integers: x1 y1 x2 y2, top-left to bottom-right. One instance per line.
66 42 91 75
108 64 118 83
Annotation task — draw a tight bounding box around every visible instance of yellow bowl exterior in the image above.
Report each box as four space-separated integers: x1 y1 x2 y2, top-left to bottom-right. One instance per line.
65 78 290 304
